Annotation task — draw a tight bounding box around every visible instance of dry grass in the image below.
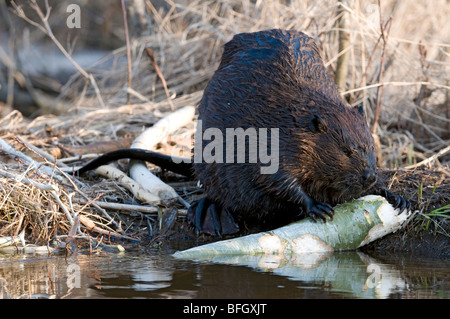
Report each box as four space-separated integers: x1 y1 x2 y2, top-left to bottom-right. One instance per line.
0 0 449 247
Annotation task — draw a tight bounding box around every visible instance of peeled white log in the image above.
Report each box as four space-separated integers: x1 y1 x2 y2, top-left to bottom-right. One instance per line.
0 230 25 248
94 165 160 204
0 245 55 254
131 105 195 150
129 106 195 204
129 162 179 204
173 195 412 260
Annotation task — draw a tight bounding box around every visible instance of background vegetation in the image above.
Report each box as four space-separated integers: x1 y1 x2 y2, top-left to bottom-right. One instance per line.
0 0 448 247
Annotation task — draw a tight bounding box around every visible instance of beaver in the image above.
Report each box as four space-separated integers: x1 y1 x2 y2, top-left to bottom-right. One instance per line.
78 29 410 236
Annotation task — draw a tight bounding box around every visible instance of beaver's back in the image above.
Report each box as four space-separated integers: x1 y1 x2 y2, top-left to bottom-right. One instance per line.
216 29 341 102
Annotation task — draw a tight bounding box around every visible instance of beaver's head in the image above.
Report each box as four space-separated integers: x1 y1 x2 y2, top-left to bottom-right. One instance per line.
287 98 377 204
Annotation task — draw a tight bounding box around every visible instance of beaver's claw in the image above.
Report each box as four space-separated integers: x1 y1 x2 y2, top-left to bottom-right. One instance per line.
303 198 334 222
382 189 411 213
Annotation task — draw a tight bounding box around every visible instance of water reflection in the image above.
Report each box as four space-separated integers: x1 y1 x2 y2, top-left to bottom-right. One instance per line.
0 248 448 299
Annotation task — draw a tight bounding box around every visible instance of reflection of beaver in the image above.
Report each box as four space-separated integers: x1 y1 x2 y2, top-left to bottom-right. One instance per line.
78 29 410 236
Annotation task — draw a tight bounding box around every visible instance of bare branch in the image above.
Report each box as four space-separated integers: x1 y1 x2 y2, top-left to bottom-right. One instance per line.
10 0 105 107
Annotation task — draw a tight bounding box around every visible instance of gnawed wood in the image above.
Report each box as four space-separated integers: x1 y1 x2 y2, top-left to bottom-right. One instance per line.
173 195 412 260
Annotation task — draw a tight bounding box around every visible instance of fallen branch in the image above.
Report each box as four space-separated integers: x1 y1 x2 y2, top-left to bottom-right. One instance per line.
404 145 450 170
173 195 413 260
129 105 195 204
57 138 134 158
15 136 67 167
72 198 188 216
74 199 155 214
129 161 179 204
0 245 55 254
130 105 195 150
94 164 161 204
0 230 25 248
78 215 136 241
0 138 62 181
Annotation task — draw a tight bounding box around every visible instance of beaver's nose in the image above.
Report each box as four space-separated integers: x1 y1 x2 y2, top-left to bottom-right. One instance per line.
361 168 377 187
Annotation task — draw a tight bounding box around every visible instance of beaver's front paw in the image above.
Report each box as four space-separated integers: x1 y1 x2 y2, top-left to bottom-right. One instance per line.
383 190 411 213
302 197 334 222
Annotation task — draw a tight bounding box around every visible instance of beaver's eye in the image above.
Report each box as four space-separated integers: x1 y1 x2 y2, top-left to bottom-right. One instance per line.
342 147 353 157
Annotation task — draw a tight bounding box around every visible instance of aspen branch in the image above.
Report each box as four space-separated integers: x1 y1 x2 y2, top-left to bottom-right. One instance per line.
129 106 195 205
173 195 413 259
94 165 161 204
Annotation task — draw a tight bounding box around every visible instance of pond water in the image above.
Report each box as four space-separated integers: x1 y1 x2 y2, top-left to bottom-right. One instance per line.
0 244 449 300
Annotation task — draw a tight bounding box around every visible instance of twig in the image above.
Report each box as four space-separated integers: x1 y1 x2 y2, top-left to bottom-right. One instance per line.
126 87 151 103
371 1 392 134
342 81 445 95
6 29 15 107
74 192 104 216
89 74 105 108
12 1 87 77
0 138 62 181
74 190 122 231
78 215 136 241
72 199 160 214
50 190 74 225
349 15 391 105
404 145 450 170
335 0 350 92
10 0 105 107
145 48 175 110
15 136 67 167
0 168 58 191
121 0 132 105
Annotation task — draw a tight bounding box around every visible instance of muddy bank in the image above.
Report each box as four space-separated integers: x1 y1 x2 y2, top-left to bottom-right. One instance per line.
363 168 449 259
362 229 449 259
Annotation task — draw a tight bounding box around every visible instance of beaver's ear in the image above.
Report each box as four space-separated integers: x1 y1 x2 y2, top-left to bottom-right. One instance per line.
309 114 328 133
357 105 364 116
354 105 368 121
